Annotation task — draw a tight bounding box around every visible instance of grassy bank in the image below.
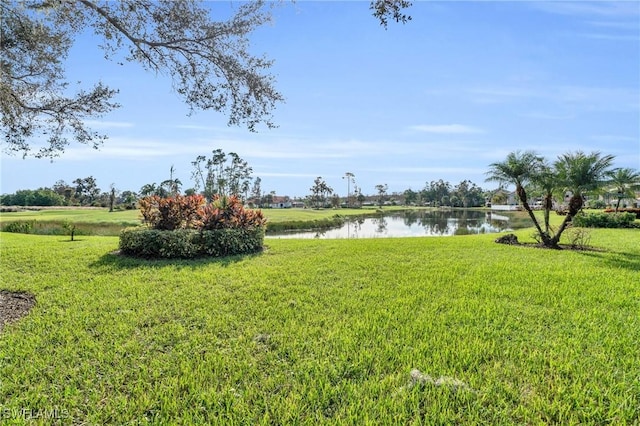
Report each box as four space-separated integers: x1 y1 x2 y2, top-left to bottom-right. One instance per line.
0 206 412 235
1 228 639 424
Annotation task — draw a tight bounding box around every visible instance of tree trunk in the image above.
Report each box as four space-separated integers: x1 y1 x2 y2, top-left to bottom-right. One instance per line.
550 194 583 247
543 193 553 234
517 185 551 246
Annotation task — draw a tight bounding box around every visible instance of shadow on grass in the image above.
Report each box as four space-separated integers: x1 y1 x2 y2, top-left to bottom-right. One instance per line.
576 249 640 272
89 249 264 271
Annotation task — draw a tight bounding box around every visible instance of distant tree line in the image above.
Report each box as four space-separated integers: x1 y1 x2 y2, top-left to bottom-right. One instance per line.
0 176 137 210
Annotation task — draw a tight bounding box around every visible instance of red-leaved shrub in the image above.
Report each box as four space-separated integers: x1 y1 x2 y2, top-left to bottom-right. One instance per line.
201 195 266 230
138 194 205 230
124 194 266 258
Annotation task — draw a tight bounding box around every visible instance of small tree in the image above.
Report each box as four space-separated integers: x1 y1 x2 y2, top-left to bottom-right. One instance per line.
355 186 366 207
192 149 253 201
343 172 355 207
310 177 333 209
73 176 101 205
487 150 615 248
375 184 388 208
403 189 418 206
551 151 615 246
251 177 263 207
108 184 118 212
606 168 640 212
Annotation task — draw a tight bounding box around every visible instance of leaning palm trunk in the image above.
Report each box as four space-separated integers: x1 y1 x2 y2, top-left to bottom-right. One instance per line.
550 194 583 247
516 185 552 246
543 193 553 235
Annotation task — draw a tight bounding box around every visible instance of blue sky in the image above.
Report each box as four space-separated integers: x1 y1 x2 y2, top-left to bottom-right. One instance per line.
2 0 639 198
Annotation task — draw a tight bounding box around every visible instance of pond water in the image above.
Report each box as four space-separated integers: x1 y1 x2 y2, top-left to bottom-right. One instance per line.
267 210 527 239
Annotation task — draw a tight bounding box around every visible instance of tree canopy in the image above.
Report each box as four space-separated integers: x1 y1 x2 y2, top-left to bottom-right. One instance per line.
1 0 412 159
1 0 282 158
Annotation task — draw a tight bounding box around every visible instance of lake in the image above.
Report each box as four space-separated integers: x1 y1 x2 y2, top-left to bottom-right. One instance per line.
267 210 527 239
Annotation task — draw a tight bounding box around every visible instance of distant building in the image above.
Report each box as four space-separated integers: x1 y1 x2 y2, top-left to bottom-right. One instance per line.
488 189 520 211
270 196 292 209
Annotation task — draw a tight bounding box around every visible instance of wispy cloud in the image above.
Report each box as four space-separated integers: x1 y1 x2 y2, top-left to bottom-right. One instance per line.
362 166 488 175
63 138 204 161
590 134 639 143
519 111 575 120
575 33 639 42
84 120 134 129
587 20 640 30
531 2 640 18
469 85 639 111
257 172 320 178
408 124 485 134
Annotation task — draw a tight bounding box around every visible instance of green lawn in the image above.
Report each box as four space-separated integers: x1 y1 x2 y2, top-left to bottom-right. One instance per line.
0 208 141 224
1 228 639 424
0 206 399 224
0 206 408 235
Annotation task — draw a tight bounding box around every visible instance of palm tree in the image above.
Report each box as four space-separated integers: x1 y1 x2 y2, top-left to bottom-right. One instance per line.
551 151 615 246
607 168 640 212
485 150 549 244
530 162 558 236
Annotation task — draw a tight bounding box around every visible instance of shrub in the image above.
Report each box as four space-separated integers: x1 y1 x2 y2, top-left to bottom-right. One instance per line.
121 194 266 259
573 212 636 228
2 220 35 234
139 194 205 230
201 195 266 230
197 227 265 257
120 227 264 258
604 208 640 219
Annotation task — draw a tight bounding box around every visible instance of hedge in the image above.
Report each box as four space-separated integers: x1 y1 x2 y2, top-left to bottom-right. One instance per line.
119 227 265 259
573 212 637 229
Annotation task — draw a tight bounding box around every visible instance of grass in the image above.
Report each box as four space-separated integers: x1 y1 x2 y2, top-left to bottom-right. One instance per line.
0 206 409 236
1 227 639 424
0 208 140 224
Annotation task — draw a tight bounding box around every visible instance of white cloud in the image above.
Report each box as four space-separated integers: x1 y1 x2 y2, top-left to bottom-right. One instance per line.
408 124 485 134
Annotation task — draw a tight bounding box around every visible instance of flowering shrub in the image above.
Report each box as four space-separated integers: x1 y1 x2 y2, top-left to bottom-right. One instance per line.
121 194 265 258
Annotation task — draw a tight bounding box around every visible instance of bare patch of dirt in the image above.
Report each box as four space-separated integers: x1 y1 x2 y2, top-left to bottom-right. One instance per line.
0 290 35 333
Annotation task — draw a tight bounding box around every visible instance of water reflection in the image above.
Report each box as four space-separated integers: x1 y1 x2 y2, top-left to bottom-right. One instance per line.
268 210 524 239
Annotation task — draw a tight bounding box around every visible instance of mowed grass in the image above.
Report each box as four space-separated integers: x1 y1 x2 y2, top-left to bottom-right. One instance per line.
1 229 639 424
0 206 391 225
0 206 397 236
0 208 140 225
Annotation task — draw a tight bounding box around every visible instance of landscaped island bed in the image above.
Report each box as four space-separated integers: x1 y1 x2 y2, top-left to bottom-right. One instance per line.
1 227 638 424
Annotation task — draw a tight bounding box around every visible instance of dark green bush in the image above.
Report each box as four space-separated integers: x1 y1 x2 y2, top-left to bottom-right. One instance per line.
119 229 200 258
119 227 264 259
2 220 35 233
197 227 265 257
573 212 636 228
